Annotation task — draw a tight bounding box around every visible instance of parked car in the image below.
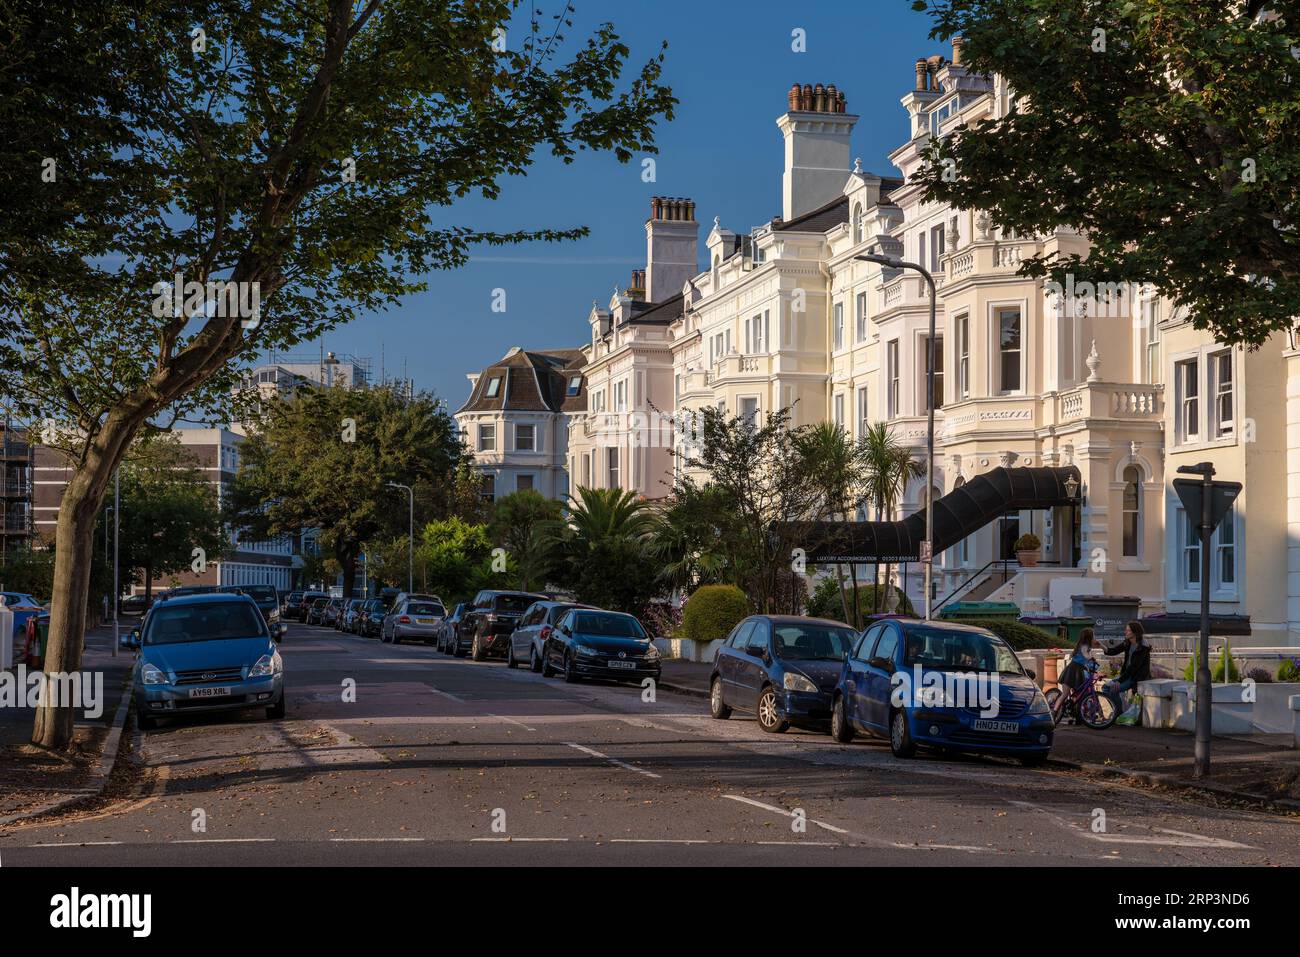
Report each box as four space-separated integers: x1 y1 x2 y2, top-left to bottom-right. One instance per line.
219 584 281 626
357 599 387 638
436 603 468 654
459 590 548 661
0 592 43 642
340 599 367 634
507 600 593 672
306 597 330 626
392 591 444 609
282 591 303 618
321 597 345 628
119 593 153 616
829 618 1054 765
127 592 286 729
382 598 446 644
542 608 662 684
155 585 219 605
292 591 329 622
709 616 857 733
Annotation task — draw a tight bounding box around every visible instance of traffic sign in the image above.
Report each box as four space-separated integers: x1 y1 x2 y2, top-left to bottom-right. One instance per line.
1172 479 1241 532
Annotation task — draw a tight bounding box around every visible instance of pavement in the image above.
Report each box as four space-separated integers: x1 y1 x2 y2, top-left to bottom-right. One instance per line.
0 623 136 821
1 621 1298 866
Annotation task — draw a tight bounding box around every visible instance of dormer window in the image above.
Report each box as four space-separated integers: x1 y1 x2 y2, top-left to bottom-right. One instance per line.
566 376 582 397
484 376 502 398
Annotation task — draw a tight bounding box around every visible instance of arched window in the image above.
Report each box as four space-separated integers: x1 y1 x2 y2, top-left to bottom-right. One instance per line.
852 202 863 244
1122 465 1142 558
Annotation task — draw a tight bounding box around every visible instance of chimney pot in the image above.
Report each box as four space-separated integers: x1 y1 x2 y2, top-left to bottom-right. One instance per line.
915 58 928 91
952 36 964 66
801 83 813 110
813 82 826 112
788 83 801 111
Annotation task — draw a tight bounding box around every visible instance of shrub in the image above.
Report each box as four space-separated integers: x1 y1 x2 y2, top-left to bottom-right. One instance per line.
962 617 1059 651
641 601 682 640
1013 533 1041 552
680 584 749 643
1183 645 1242 683
1278 657 1300 682
1246 667 1273 684
805 576 915 622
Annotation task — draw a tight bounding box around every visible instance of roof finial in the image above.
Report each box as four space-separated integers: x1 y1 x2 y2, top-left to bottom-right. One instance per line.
853 157 863 174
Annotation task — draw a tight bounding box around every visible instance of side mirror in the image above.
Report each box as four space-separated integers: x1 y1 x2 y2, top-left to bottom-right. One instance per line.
123 628 141 650
1024 668 1037 680
273 623 288 643
869 656 893 673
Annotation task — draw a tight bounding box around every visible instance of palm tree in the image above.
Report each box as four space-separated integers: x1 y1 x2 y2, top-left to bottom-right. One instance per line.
646 485 731 596
564 486 654 543
547 486 657 612
859 422 924 613
794 422 865 625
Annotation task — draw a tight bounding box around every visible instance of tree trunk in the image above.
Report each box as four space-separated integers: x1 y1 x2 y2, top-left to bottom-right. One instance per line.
33 439 125 750
143 562 153 605
834 563 851 625
338 546 358 599
849 563 861 629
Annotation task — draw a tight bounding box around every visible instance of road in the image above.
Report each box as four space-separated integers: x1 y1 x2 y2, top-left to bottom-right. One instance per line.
2 621 1297 866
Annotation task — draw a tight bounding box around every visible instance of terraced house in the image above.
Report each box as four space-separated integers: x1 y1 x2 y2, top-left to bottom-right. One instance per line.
461 44 1298 646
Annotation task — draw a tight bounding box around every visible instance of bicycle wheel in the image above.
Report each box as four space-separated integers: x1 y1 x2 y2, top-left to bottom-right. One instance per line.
1044 687 1063 724
1079 689 1120 730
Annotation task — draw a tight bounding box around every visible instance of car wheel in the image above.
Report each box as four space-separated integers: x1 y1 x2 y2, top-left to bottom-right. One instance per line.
756 685 788 733
137 710 156 731
541 646 556 677
392 631 402 646
709 677 731 719
530 647 543 674
266 692 286 720
471 632 486 662
889 709 917 758
831 694 855 743
506 643 518 669
562 651 579 684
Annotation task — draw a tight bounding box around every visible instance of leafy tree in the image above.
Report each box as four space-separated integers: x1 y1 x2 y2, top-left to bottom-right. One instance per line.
117 434 226 603
0 1 674 749
794 422 868 625
489 489 562 591
670 406 825 614
913 0 1300 346
0 545 56 600
415 517 495 605
226 385 465 598
548 487 658 613
859 423 924 613
645 483 733 595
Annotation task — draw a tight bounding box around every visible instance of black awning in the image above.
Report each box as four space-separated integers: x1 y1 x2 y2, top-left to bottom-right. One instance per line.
782 466 1082 564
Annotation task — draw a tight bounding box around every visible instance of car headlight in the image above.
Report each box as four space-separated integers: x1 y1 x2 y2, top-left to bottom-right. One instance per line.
644 645 660 660
574 643 600 657
141 663 167 686
783 672 818 693
248 653 282 678
1028 692 1051 716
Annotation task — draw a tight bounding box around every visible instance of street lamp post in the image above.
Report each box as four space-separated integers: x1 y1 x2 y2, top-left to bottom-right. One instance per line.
856 252 938 620
387 482 413 593
112 469 120 658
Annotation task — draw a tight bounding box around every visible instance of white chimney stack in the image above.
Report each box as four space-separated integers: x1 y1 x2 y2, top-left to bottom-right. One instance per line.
777 83 859 222
645 196 699 303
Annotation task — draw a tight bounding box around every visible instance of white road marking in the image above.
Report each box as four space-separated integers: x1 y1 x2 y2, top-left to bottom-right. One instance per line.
755 841 839 846
27 841 123 847
490 713 537 732
471 837 570 842
723 794 848 835
610 838 708 844
329 837 425 843
565 742 662 779
172 838 276 844
1005 800 1255 849
428 686 465 703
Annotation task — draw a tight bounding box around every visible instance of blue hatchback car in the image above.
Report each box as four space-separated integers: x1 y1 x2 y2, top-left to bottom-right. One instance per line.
831 618 1053 764
130 593 286 730
709 616 857 733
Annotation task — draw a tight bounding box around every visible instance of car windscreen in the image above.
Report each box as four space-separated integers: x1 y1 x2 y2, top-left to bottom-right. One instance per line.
144 603 267 645
494 595 539 613
902 626 1024 675
407 603 444 616
772 624 857 661
572 612 646 639
239 585 277 602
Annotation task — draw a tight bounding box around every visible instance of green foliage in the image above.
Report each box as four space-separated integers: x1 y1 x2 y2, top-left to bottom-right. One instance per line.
1183 645 1242 683
227 385 465 595
546 487 660 614
680 584 750 643
645 484 734 594
0 546 56 600
805 576 914 622
963 618 1058 651
1013 533 1041 552
489 489 563 591
913 0 1300 347
1278 658 1300 682
414 517 495 605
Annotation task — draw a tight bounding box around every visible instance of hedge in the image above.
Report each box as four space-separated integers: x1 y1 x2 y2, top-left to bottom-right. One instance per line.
680 585 749 643
806 577 915 622
961 618 1060 651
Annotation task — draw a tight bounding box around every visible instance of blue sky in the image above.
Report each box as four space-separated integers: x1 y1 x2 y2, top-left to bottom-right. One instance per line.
282 0 946 408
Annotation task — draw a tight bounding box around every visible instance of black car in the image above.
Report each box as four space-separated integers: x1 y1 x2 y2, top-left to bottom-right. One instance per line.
219 584 281 627
709 615 857 733
282 591 304 618
436 603 468 654
292 591 329 622
541 608 662 684
359 599 387 638
458 590 548 661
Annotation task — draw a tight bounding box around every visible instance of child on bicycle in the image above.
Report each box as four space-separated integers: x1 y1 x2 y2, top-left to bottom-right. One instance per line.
1053 628 1098 723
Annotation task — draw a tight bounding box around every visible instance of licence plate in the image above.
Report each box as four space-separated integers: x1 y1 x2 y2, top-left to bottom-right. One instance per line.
417 618 436 624
188 686 232 699
608 660 636 670
972 718 1019 734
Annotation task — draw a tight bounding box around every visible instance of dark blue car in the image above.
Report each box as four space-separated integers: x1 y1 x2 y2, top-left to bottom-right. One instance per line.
541 608 662 684
709 616 857 733
830 618 1054 765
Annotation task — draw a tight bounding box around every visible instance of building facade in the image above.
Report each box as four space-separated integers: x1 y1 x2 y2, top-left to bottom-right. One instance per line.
0 420 34 560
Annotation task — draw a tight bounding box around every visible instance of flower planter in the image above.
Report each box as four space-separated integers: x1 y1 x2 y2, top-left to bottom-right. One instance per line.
1016 550 1039 567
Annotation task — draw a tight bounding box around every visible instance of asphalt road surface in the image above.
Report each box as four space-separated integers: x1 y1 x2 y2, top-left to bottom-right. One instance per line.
3 622 1297 866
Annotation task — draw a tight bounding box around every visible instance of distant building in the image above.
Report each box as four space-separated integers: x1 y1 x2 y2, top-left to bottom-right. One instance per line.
0 420 34 559
234 351 372 434
455 347 586 501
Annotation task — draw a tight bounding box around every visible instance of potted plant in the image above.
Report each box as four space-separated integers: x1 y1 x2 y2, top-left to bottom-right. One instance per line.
1014 533 1042 567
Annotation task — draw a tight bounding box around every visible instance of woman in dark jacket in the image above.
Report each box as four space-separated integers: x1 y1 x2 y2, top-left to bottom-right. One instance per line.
1104 620 1151 699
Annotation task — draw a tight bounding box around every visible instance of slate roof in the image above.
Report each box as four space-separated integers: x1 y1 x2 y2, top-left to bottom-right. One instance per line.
456 348 587 415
